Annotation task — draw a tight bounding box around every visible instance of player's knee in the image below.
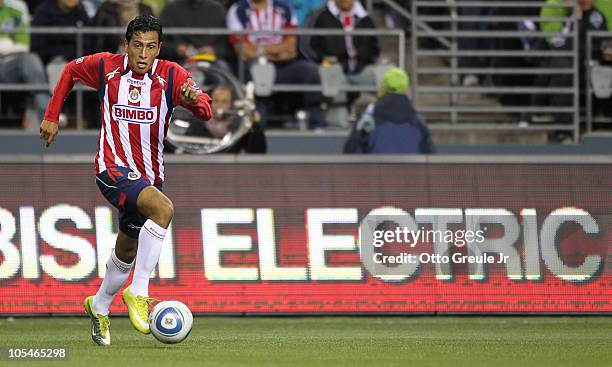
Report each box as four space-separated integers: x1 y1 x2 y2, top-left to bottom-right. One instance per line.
137 187 174 227
161 200 174 223
153 198 174 228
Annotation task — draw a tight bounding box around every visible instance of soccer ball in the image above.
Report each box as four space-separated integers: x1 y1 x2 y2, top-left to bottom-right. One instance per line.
148 300 193 344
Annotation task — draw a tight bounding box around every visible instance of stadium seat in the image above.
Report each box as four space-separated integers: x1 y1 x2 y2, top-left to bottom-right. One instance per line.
590 62 612 99
250 60 276 97
46 59 68 94
319 63 344 98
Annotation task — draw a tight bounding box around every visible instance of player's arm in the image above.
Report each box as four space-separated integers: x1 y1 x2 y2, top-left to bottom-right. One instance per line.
173 66 213 121
40 53 108 147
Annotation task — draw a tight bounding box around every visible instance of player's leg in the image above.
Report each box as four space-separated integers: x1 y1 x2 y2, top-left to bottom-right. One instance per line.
92 231 137 314
85 168 140 346
123 186 174 334
87 166 156 340
85 231 137 346
136 185 174 227
130 185 173 297
115 230 140 262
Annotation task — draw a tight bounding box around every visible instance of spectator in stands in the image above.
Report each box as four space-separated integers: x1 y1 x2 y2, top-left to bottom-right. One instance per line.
534 0 611 124
227 0 328 129
304 0 379 85
302 0 379 126
92 0 153 53
0 0 52 131
160 0 231 68
142 0 163 16
31 0 90 65
181 85 267 153
81 0 101 18
542 0 611 61
25 0 43 15
344 68 434 154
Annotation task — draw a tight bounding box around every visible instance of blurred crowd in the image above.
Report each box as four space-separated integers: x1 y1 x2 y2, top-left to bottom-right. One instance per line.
406 0 612 125
0 0 384 132
0 0 611 151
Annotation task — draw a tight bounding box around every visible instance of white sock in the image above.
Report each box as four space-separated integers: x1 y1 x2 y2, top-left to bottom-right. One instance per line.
129 219 167 297
92 250 133 315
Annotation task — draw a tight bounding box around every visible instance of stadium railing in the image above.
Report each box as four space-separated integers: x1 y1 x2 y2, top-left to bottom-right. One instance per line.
0 27 404 130
410 0 580 142
586 30 612 134
366 0 453 49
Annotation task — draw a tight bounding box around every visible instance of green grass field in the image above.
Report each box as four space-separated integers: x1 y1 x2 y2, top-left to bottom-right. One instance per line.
1 317 611 367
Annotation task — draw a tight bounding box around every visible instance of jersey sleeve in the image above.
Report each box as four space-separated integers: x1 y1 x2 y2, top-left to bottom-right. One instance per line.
172 65 213 122
44 52 108 123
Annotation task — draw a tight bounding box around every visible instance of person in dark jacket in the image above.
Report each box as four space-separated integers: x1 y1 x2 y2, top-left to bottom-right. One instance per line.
159 0 230 66
344 68 434 154
31 0 90 65
92 0 154 53
305 0 379 77
533 0 610 124
302 0 379 128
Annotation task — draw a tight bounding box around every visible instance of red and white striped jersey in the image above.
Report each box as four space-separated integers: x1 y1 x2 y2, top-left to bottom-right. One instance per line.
44 52 212 184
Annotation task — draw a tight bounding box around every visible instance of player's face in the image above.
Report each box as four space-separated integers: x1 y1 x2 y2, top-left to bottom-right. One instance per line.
125 31 161 75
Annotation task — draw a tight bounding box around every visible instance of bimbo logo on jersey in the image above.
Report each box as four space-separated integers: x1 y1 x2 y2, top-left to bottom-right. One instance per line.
112 104 157 124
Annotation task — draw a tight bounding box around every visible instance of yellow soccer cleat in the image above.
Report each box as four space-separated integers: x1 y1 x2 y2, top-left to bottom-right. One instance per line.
122 287 159 334
83 296 111 346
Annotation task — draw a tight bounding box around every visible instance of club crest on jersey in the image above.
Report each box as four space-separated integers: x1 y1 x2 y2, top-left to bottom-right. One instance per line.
112 104 157 124
128 88 141 103
127 171 141 180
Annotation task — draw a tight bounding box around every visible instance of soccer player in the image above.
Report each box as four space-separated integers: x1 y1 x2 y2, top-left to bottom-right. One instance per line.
39 15 212 346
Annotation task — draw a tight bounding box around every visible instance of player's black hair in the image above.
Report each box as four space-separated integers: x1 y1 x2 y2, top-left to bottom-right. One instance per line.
125 15 163 43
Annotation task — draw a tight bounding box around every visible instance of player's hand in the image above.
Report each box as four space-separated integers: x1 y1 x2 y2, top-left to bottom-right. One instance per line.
39 119 59 148
179 81 199 105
